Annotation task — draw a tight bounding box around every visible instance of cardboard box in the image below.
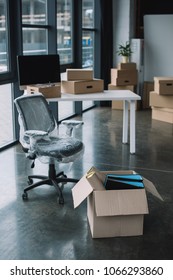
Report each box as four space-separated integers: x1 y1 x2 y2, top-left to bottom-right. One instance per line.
27 83 61 98
108 84 135 110
72 167 163 238
150 91 173 109
61 79 104 94
143 81 154 109
65 69 93 81
111 69 138 86
108 84 140 110
154 77 173 95
108 84 135 91
152 106 173 123
118 62 137 70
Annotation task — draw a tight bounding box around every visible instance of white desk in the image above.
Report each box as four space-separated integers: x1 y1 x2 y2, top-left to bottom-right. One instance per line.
48 90 141 154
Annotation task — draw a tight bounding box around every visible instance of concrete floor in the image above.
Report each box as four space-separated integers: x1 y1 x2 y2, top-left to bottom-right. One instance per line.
0 107 173 260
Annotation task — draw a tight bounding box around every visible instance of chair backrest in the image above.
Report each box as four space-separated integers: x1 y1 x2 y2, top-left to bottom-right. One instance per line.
14 94 56 133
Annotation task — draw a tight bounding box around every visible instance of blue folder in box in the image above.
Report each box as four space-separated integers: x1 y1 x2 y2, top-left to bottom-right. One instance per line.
104 173 144 190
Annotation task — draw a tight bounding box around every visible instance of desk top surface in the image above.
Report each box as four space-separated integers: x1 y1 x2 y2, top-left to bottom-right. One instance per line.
48 90 141 102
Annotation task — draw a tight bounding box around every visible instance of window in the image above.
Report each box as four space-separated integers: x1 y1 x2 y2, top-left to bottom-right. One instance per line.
82 0 94 69
82 0 95 110
22 0 48 55
57 0 74 120
82 30 93 68
0 0 8 72
22 0 46 25
0 1 15 148
0 84 14 147
57 0 72 64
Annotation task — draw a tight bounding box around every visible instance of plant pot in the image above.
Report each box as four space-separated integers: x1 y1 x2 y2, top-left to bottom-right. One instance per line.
122 56 129 63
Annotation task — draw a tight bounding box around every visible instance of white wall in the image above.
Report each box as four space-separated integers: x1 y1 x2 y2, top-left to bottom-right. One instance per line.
113 0 135 67
144 15 173 81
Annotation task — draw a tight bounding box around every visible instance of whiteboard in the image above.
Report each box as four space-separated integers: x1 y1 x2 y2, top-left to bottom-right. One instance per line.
144 15 173 81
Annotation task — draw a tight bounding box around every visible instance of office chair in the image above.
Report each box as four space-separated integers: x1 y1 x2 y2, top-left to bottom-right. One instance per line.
14 93 84 204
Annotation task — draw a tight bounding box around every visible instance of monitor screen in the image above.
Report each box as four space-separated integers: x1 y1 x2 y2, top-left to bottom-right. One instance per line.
17 54 61 89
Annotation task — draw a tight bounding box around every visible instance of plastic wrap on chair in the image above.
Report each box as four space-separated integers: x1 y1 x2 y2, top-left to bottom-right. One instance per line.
15 94 84 164
62 120 84 136
35 135 84 163
20 127 84 164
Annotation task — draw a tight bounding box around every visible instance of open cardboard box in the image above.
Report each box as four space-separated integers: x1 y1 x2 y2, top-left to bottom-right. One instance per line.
72 167 163 238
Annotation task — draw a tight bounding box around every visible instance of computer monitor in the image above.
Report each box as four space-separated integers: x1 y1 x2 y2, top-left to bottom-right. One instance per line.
17 54 61 90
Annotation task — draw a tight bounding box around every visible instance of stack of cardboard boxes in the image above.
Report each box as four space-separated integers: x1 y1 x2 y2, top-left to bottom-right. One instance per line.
61 69 104 94
150 77 173 123
26 69 104 97
108 62 139 110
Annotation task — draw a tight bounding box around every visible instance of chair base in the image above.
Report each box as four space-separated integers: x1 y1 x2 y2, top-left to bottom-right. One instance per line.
22 163 79 204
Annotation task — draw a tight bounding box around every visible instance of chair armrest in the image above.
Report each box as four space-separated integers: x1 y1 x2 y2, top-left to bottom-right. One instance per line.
61 120 84 136
24 130 48 139
24 130 49 149
61 120 84 127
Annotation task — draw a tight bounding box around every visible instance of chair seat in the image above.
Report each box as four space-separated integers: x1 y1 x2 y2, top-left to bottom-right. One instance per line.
36 136 83 161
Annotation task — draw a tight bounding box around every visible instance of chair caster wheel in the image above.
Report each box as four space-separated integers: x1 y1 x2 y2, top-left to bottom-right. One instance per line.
22 192 28 200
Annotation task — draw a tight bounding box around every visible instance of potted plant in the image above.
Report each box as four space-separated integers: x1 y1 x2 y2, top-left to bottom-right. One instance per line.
117 41 133 63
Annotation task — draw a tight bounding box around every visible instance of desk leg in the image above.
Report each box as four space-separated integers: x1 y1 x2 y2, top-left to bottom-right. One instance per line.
122 100 128 144
129 100 136 154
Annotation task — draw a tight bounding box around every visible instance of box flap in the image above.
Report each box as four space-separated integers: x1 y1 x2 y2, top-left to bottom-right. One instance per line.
94 189 149 217
72 175 94 208
86 171 105 191
143 177 163 201
86 166 106 185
